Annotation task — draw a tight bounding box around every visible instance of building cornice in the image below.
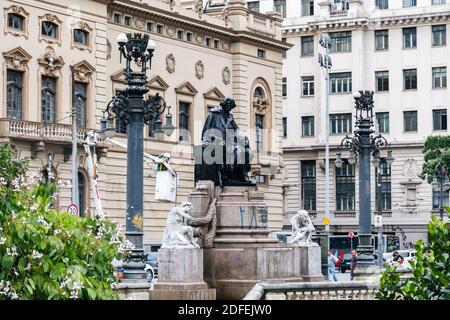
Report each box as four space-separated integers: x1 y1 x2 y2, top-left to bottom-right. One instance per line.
283 142 424 152
282 11 450 35
111 0 290 51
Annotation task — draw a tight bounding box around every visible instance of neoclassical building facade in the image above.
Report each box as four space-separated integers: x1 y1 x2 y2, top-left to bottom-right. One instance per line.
0 0 288 249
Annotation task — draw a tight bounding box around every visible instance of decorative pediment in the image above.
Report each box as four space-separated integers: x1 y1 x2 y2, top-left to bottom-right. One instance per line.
72 60 95 82
175 81 198 96
148 75 169 91
3 46 32 71
203 87 225 101
38 46 65 77
110 69 126 84
252 96 269 113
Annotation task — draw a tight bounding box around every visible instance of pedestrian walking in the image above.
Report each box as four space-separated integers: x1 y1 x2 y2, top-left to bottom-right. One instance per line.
327 250 338 281
350 250 358 281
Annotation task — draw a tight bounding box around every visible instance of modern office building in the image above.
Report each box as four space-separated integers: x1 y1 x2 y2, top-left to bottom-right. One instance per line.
245 0 450 247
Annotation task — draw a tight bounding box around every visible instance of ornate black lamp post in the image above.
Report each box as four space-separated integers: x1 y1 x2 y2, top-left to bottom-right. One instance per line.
101 33 174 280
432 162 449 221
334 90 394 271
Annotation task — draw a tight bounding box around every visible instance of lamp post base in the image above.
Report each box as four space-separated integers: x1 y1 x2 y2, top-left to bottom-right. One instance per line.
122 249 147 282
355 234 375 271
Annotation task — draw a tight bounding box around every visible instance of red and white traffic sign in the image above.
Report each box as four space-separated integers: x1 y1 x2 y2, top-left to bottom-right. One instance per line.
348 231 355 238
67 204 79 216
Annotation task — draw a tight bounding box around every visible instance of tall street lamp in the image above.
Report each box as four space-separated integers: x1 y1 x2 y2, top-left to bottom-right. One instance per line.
318 34 332 242
334 90 393 271
101 32 174 280
432 162 449 221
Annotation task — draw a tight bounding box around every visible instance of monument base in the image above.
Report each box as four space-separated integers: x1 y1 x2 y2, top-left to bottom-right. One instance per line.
149 248 216 300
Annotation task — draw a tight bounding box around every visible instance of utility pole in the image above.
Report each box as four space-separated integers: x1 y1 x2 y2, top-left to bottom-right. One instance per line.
70 65 79 209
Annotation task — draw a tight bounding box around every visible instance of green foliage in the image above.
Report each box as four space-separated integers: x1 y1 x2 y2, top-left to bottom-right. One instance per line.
0 142 130 300
376 217 450 300
420 135 450 183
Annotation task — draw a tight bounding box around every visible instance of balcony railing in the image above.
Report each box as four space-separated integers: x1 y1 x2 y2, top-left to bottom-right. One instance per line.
329 9 348 18
0 118 88 142
334 211 356 218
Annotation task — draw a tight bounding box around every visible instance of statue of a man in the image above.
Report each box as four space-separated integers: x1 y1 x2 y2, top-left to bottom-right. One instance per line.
195 97 254 186
290 210 316 246
161 202 199 249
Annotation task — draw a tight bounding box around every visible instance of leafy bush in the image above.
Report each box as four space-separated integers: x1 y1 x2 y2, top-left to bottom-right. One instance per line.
377 216 450 300
0 142 132 299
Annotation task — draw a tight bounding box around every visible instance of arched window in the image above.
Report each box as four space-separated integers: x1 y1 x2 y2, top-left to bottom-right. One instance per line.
253 87 265 98
78 171 87 218
41 76 56 122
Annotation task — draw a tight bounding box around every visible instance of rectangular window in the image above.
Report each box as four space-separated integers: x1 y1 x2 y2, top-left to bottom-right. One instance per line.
403 69 417 90
247 1 260 12
204 37 211 47
433 109 447 131
302 0 314 16
41 76 56 123
113 13 121 24
432 25 446 46
376 0 389 9
179 101 190 142
433 67 447 88
255 175 266 184
6 70 23 120
330 113 352 134
403 0 417 6
282 117 287 138
404 111 418 132
156 24 163 34
301 160 316 211
432 183 449 210
330 31 352 52
375 71 389 92
7 13 24 30
330 72 352 93
214 39 220 49
42 21 57 38
177 30 184 40
256 114 264 152
74 82 87 128
186 32 193 42
147 22 153 32
301 36 314 57
432 0 446 4
257 49 266 58
302 116 314 136
302 76 315 96
124 16 131 26
282 77 287 98
282 38 287 58
376 112 389 133
74 29 89 45
335 161 355 211
375 30 389 50
274 0 287 18
403 27 417 48
375 159 392 212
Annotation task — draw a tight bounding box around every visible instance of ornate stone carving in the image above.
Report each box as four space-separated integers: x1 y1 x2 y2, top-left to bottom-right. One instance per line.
194 0 204 19
168 0 176 11
37 47 65 77
166 53 175 73
222 41 230 51
72 60 96 82
290 210 316 246
166 26 176 37
222 66 230 85
403 159 418 180
2 47 32 71
161 202 200 249
135 18 145 29
223 8 230 27
195 34 204 45
189 198 217 248
4 5 29 39
195 60 204 79
253 96 269 113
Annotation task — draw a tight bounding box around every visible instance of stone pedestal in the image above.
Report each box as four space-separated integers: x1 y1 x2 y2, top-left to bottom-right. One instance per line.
190 184 323 299
149 248 216 300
